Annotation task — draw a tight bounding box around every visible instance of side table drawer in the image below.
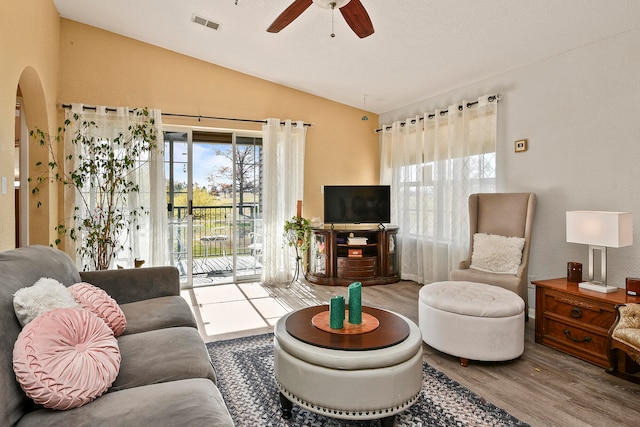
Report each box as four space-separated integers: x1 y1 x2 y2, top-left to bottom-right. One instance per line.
542 317 609 366
543 289 616 330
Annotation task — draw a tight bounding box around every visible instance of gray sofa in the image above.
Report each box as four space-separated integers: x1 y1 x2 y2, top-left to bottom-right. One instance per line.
1 245 234 427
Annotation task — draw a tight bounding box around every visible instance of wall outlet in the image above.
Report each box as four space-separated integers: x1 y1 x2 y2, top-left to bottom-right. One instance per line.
528 275 536 318
528 275 535 288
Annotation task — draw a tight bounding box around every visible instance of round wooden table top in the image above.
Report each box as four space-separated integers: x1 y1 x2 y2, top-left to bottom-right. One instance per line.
285 305 410 351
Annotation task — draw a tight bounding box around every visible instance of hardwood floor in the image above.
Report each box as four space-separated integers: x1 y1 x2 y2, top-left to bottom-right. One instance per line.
206 279 640 427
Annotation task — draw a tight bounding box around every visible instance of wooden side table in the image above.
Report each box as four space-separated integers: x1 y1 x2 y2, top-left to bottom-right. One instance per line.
532 278 639 368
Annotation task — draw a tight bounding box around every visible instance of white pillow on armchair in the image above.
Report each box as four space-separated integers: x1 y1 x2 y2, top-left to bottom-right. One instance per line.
469 233 525 275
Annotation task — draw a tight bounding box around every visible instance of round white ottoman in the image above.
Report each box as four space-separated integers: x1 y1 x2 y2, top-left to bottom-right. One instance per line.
418 281 525 366
274 309 423 426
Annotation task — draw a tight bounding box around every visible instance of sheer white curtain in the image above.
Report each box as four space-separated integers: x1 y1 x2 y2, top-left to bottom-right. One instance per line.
65 105 166 269
380 94 498 283
261 118 306 283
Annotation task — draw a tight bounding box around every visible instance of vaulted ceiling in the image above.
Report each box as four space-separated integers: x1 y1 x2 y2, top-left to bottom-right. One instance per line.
53 0 640 113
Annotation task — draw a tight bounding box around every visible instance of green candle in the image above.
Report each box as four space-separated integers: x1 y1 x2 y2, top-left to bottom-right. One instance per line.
329 296 345 329
348 282 362 324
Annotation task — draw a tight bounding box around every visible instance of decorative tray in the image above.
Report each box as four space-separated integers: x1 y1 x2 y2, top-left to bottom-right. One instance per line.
311 310 379 335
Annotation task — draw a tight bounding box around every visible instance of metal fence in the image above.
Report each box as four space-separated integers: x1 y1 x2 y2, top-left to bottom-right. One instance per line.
170 204 261 259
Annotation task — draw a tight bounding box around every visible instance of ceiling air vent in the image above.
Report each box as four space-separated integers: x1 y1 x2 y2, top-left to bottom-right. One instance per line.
191 14 221 31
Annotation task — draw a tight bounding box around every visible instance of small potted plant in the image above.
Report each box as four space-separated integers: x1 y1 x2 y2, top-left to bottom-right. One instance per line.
283 216 312 282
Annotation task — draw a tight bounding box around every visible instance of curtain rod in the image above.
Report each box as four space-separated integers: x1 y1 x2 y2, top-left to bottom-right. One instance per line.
162 112 313 127
59 104 313 127
374 94 500 133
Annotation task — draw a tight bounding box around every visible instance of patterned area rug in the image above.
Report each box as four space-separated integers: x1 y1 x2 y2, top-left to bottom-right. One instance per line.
206 333 529 427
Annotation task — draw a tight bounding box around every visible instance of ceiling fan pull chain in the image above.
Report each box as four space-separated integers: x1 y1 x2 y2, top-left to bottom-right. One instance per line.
330 2 336 38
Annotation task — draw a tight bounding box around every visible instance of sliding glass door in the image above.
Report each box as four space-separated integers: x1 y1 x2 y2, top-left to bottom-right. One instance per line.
164 128 263 288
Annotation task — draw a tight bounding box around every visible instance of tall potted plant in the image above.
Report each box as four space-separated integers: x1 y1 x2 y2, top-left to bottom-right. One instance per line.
30 108 157 270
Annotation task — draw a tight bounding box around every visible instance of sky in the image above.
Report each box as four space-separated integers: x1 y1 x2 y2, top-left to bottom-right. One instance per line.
168 142 232 189
192 143 232 187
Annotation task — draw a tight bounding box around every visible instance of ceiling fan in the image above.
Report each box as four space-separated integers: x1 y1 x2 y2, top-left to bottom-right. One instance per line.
267 0 374 39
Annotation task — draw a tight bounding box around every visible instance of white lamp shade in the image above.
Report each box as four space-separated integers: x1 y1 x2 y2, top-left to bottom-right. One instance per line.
566 211 633 248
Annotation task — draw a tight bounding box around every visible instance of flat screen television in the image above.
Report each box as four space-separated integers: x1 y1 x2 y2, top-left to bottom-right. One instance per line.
323 185 391 225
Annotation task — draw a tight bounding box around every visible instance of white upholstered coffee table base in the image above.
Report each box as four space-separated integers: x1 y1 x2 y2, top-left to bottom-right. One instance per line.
273 309 423 426
418 281 525 366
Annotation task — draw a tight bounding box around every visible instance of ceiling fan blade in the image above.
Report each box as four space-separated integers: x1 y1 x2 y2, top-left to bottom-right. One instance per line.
339 0 374 38
267 0 313 33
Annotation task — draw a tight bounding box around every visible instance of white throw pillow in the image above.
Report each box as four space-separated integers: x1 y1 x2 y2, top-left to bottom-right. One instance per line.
469 233 525 274
13 278 80 326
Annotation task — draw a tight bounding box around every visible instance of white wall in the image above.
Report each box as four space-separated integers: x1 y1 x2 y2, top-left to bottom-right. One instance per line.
380 29 640 307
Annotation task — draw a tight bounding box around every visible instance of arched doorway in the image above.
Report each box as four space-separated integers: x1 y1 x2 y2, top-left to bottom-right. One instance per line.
14 90 29 247
16 67 51 247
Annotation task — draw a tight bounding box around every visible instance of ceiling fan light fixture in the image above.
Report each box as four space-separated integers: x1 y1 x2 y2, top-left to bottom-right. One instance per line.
312 0 350 9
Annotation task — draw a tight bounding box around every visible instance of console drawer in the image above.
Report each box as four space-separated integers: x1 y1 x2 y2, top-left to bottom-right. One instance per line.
337 269 376 279
337 256 377 279
337 257 376 269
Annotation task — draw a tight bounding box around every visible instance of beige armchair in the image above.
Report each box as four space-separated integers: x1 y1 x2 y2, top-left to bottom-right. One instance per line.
607 303 640 383
449 193 536 317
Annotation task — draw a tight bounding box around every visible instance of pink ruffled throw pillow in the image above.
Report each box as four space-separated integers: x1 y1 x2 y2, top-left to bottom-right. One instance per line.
69 282 127 336
13 307 121 410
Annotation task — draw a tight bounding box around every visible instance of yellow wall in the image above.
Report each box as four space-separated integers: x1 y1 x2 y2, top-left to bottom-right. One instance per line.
0 3 380 250
0 0 61 251
58 19 379 223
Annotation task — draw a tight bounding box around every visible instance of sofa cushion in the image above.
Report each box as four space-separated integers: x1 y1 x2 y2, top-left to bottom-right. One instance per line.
69 282 127 337
13 308 120 410
79 266 180 305
15 378 234 427
119 296 196 335
110 327 216 392
13 277 80 326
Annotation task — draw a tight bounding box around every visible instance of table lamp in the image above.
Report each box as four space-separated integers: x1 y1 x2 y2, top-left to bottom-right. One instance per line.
566 211 633 293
